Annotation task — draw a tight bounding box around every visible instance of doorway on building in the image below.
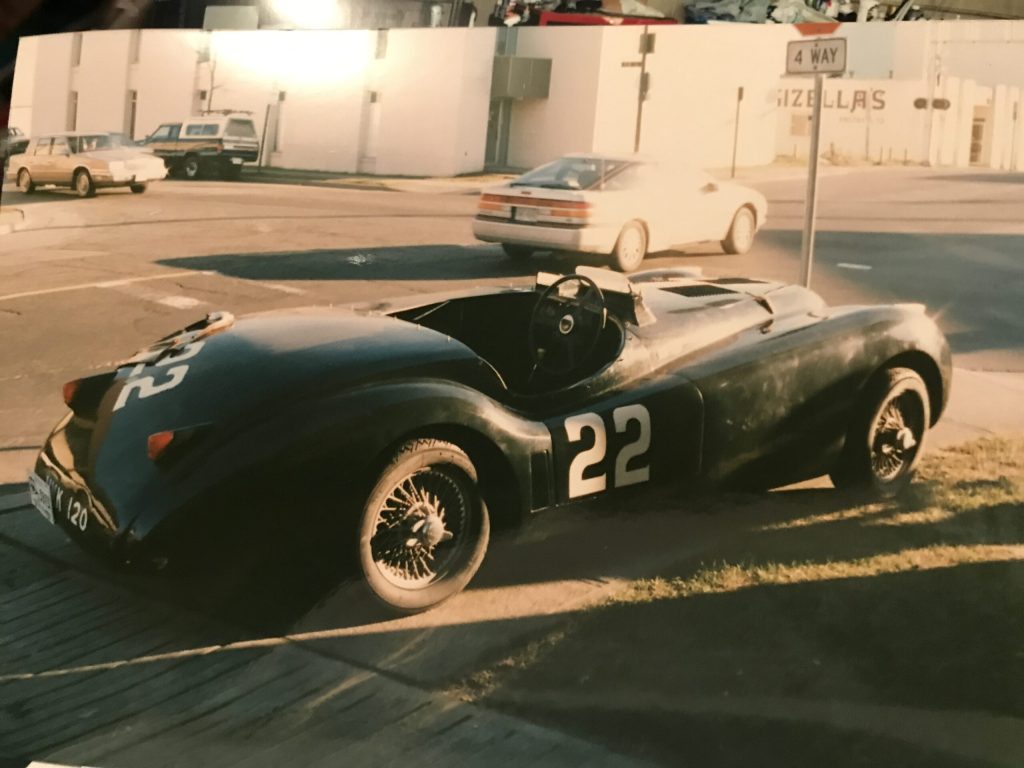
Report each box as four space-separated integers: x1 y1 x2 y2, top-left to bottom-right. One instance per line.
970 117 986 165
485 98 512 170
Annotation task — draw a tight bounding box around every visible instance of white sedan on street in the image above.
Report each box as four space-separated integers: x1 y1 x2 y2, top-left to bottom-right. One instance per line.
473 154 768 272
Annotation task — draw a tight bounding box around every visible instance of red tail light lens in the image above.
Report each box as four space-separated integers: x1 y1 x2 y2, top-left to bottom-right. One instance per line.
147 431 176 461
62 379 81 407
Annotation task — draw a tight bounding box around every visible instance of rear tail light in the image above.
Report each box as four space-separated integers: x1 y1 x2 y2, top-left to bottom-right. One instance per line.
62 380 81 407
147 431 176 461
62 372 116 415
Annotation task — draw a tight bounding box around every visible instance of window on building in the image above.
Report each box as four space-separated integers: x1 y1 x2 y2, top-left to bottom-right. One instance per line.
369 91 380 104
129 30 142 63
375 29 388 59
71 33 83 67
67 91 79 131
126 90 138 139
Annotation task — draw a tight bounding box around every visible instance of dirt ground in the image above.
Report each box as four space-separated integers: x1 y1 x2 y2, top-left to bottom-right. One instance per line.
448 436 1024 768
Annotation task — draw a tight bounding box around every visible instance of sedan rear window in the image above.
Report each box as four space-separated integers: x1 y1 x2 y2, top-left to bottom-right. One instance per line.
511 157 631 190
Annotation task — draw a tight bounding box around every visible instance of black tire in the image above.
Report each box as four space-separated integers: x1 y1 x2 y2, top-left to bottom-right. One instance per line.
73 169 95 198
611 220 648 273
129 183 147 194
221 161 243 181
501 243 534 261
722 206 756 255
16 168 34 194
358 439 490 613
182 154 201 180
830 367 930 497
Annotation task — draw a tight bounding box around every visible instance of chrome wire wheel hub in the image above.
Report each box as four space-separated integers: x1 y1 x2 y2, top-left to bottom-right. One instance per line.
871 395 922 482
370 468 468 590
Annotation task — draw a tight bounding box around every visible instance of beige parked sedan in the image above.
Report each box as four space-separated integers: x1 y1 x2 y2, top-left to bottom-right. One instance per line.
10 132 168 197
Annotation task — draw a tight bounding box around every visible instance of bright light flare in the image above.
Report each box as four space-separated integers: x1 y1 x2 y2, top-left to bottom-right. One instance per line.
269 0 344 29
211 30 372 88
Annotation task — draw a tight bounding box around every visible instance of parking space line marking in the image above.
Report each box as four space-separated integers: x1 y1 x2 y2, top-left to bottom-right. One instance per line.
837 263 872 271
0 271 215 303
261 283 306 295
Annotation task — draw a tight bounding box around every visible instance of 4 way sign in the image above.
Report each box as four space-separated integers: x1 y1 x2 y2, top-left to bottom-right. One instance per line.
786 37 847 75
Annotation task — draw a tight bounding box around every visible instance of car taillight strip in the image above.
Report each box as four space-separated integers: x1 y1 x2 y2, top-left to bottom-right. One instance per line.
480 194 590 209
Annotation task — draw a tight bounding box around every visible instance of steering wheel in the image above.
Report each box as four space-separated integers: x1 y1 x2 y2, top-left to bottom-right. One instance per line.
528 275 607 376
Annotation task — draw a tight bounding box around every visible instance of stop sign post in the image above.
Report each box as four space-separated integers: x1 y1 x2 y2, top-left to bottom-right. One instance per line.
786 36 847 288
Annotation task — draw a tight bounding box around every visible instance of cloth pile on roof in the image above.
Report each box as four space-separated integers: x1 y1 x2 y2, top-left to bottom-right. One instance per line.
488 0 669 26
684 0 878 23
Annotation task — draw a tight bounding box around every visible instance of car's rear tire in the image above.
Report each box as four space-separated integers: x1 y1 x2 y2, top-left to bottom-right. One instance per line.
16 169 34 194
73 169 95 198
501 243 534 261
830 367 930 497
722 206 756 255
611 220 648 273
182 154 201 180
129 183 147 194
358 439 490 614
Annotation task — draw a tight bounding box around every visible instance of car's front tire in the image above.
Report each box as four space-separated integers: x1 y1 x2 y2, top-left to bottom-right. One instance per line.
611 220 648 273
722 206 756 255
73 169 95 198
16 169 34 194
830 367 930 497
129 183 147 194
501 243 534 261
358 439 490 613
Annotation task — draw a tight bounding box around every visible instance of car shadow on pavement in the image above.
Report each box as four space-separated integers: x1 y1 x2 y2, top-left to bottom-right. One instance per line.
158 245 622 283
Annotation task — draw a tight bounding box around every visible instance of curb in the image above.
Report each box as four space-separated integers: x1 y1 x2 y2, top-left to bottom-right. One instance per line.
0 206 25 235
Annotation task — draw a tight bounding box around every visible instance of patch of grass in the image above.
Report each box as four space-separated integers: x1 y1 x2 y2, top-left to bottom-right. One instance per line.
455 436 1024 766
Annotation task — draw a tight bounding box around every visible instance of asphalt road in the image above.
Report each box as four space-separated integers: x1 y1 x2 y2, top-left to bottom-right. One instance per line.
1 165 1023 765
1 165 1022 479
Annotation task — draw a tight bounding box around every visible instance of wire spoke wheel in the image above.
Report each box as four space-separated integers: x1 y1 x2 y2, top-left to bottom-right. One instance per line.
869 392 924 483
358 439 490 613
369 468 469 589
831 367 931 497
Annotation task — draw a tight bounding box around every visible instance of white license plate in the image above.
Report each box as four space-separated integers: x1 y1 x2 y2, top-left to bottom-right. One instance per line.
514 206 538 223
231 157 244 165
28 472 54 524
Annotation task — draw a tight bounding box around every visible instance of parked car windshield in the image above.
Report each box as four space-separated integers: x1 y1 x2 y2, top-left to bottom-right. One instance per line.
510 156 632 190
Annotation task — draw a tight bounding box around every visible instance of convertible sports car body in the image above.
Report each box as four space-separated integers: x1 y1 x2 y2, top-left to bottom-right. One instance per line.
30 267 952 612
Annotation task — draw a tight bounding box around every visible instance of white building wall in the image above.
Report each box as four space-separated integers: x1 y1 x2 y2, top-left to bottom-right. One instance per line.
507 28 605 169
74 30 132 133
639 24 785 167
132 30 206 140
8 36 40 133
11 34 74 135
373 28 493 176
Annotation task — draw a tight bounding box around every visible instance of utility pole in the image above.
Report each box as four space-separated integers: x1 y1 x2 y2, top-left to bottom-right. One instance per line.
622 28 655 154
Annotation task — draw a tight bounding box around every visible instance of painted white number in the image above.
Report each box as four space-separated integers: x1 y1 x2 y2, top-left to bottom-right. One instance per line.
614 404 651 488
113 341 205 412
565 412 607 499
68 499 88 531
564 404 651 499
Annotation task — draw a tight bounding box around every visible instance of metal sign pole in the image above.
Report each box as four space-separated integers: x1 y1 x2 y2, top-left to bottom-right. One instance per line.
800 72 824 289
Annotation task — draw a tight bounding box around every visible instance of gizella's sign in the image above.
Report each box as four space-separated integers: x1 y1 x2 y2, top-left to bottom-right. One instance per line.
778 86 886 113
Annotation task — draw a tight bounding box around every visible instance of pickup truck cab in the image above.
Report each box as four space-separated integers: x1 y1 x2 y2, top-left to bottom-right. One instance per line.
142 112 259 180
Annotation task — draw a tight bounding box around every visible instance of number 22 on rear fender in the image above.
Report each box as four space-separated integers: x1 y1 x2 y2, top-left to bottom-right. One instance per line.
545 378 704 504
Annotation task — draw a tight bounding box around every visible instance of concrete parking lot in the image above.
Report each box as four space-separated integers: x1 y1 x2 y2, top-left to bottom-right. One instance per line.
1 164 1023 766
